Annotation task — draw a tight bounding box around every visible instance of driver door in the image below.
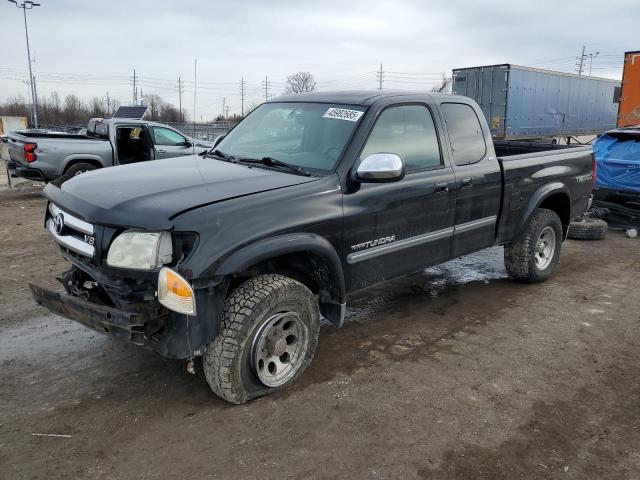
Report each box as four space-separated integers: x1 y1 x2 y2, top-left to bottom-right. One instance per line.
152 126 193 159
342 103 456 291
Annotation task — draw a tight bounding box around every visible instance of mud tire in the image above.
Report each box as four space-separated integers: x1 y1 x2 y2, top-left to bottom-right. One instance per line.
203 274 320 404
504 208 563 283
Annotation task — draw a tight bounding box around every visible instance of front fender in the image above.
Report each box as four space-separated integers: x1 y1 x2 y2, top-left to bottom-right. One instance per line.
215 233 346 327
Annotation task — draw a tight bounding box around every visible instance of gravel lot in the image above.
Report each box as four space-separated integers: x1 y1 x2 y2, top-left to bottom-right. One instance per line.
1 190 639 480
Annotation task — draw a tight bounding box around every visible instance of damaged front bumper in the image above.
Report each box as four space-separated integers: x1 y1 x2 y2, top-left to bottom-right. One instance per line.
30 283 148 344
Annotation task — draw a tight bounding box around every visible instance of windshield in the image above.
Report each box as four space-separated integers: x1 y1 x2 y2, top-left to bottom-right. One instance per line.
214 102 366 173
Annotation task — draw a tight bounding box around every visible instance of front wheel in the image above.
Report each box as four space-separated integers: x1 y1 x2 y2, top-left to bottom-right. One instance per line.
504 208 563 283
203 274 320 404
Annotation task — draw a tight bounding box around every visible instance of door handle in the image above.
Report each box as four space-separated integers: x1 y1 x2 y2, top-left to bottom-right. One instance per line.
461 177 473 188
157 149 166 154
434 181 449 193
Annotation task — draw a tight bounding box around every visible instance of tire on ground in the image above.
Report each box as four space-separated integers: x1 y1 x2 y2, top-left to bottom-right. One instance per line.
203 274 320 404
65 162 97 177
567 217 608 240
504 208 563 283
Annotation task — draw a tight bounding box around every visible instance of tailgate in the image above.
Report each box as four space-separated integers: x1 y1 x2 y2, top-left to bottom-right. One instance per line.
7 135 27 163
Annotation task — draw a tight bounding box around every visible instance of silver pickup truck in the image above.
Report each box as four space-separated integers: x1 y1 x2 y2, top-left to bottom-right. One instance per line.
7 118 214 181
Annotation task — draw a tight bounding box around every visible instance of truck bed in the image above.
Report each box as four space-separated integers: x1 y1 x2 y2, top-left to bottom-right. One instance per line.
494 140 585 157
495 142 593 244
10 130 105 141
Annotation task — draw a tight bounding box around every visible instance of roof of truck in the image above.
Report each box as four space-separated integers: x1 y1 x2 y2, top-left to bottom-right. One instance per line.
266 90 458 105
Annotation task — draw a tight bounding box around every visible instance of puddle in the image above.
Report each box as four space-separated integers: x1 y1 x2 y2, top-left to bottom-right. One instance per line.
346 246 507 324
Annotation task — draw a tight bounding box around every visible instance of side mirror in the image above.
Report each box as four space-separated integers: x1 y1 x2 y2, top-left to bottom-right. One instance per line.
182 140 192 148
353 153 405 183
213 134 226 148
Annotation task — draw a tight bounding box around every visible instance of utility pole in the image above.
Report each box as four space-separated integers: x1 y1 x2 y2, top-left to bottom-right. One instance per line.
106 91 110 116
9 0 40 128
240 76 246 117
177 76 183 122
222 97 226 119
588 51 600 76
32 75 39 122
577 46 586 76
132 69 137 104
377 63 384 90
193 58 197 138
22 79 33 125
262 75 271 102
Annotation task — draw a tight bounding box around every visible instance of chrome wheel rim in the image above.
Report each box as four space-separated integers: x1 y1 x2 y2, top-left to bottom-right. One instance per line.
534 226 556 270
251 311 308 388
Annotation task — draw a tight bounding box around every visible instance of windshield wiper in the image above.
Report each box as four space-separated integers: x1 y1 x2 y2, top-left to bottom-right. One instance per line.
237 157 311 176
207 149 237 163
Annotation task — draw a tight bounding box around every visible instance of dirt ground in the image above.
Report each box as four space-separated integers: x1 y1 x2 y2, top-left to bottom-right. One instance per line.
1 191 640 480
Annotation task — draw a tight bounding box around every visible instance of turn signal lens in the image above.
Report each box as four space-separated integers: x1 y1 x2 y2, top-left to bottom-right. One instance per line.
158 267 197 315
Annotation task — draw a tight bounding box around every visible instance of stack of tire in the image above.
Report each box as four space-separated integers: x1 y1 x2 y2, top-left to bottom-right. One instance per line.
568 210 608 240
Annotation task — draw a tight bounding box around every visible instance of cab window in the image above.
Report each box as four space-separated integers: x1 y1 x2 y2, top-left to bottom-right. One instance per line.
360 105 441 172
153 127 187 146
441 103 487 166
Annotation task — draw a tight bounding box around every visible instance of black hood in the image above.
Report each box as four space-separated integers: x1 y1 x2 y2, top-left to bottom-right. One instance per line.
44 155 317 229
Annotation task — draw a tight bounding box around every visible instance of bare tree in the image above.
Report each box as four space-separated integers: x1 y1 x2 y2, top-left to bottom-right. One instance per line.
0 95 29 117
431 73 452 94
0 90 183 127
285 72 316 95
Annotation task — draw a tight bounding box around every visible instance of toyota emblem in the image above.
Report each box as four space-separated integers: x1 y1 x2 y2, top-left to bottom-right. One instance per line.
53 213 64 235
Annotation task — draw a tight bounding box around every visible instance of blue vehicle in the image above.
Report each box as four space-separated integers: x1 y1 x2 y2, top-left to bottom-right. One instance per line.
593 127 640 227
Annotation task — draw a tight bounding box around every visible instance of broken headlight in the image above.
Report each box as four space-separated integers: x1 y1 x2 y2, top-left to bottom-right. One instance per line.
106 231 172 270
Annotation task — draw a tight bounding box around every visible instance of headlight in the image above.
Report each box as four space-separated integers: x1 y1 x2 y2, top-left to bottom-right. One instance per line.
158 267 197 315
106 231 172 270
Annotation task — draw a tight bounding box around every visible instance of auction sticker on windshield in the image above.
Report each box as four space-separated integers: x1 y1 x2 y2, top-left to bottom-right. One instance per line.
323 108 364 122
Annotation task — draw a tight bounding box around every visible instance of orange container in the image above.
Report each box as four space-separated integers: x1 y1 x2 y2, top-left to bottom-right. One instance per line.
618 51 640 127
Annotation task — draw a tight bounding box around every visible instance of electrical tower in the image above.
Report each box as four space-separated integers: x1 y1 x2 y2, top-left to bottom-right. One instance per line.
261 76 272 102
132 69 137 104
177 76 184 122
240 76 246 117
376 64 384 90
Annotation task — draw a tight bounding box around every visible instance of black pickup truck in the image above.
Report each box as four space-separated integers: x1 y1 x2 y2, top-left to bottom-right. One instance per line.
31 91 594 404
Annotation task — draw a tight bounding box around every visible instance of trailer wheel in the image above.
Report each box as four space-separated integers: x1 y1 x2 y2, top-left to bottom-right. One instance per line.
203 274 320 404
567 217 608 240
504 208 563 283
65 162 97 177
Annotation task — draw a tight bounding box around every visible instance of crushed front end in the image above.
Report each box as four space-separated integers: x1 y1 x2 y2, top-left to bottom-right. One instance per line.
31 200 225 359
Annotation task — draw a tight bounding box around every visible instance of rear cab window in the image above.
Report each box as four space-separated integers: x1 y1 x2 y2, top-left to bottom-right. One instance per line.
441 103 487 166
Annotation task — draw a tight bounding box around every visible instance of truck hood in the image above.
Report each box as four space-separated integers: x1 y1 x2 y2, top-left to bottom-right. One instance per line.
44 155 318 229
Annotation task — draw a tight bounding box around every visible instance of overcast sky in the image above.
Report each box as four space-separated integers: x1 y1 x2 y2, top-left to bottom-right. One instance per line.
1 0 637 120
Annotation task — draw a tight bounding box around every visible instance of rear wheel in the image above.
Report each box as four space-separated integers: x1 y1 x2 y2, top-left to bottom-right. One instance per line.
65 162 97 177
203 274 320 404
504 208 563 283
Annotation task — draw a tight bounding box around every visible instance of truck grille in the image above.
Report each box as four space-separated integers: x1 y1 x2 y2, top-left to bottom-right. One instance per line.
46 203 96 258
